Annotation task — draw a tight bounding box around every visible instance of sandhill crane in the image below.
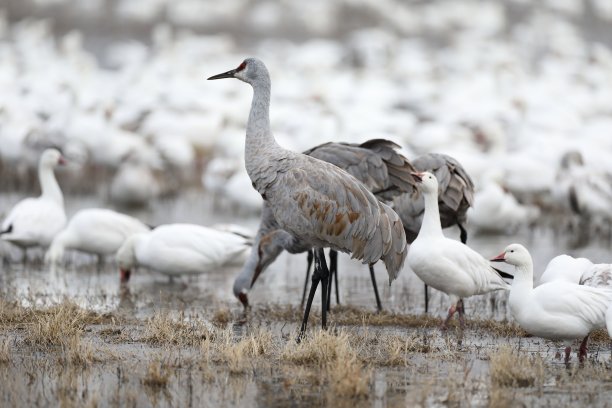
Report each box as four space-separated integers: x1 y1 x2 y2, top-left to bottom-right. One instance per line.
234 150 474 314
232 139 417 312
209 58 408 336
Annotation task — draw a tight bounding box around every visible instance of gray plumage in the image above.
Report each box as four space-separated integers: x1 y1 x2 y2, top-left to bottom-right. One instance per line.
232 139 417 301
211 58 408 291
304 139 418 201
394 153 474 243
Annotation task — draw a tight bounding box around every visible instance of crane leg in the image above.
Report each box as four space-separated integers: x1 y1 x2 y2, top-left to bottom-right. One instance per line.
369 265 383 312
300 250 314 308
458 222 468 244
299 248 329 337
318 249 330 330
326 250 339 312
424 284 429 313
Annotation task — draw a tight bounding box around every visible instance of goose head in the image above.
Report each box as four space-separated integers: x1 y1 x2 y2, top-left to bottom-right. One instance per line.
40 148 66 168
116 236 137 283
490 243 533 276
413 171 438 195
208 58 270 85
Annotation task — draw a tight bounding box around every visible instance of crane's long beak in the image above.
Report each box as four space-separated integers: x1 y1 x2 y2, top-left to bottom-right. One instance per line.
250 263 263 288
208 68 238 80
490 252 506 262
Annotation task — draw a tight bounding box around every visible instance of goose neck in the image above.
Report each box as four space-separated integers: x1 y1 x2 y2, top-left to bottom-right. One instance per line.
419 189 443 237
39 163 63 205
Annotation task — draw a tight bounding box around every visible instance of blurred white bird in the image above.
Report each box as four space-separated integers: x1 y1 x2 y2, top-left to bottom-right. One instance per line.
116 224 252 282
1 149 67 253
45 208 151 264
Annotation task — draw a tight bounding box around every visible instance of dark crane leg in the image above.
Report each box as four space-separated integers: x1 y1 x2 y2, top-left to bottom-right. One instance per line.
326 250 339 311
299 248 330 338
369 265 383 312
300 250 314 309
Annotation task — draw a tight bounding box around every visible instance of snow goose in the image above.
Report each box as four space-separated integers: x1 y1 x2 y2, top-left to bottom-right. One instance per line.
468 180 540 234
1 148 67 251
116 224 251 282
109 151 160 207
407 172 510 329
491 244 612 364
45 208 151 264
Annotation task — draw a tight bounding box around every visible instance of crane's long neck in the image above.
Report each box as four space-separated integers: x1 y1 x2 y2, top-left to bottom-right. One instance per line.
245 77 283 186
39 163 63 206
419 189 443 237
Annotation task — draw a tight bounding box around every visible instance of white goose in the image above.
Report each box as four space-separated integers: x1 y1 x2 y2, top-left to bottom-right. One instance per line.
539 254 612 289
491 244 612 364
45 208 151 264
407 172 510 328
1 148 67 251
116 224 251 282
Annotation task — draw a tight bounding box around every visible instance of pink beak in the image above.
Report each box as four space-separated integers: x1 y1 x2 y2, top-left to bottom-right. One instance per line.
490 252 506 262
58 156 67 165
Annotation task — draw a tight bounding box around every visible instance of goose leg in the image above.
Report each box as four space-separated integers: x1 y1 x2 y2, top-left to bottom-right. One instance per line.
369 265 382 312
300 250 314 308
299 250 322 337
317 248 330 329
578 334 589 363
441 304 457 331
456 299 466 330
564 346 572 365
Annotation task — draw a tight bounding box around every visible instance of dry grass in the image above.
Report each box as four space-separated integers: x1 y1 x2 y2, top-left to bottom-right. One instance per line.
589 328 611 344
211 308 232 327
142 310 215 346
256 304 529 337
63 335 97 366
142 360 170 389
282 330 371 399
23 301 107 348
209 328 274 374
489 345 544 388
380 333 430 365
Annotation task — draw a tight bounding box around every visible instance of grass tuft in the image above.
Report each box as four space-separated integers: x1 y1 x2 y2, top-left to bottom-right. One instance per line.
489 345 544 388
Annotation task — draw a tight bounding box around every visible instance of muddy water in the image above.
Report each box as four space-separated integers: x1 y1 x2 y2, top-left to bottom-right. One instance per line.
1 191 612 407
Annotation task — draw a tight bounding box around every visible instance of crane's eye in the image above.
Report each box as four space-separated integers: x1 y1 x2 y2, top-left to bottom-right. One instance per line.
237 61 247 71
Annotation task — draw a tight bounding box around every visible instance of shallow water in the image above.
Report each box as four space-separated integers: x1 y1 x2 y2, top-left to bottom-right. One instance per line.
1 192 612 407
2 190 612 320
